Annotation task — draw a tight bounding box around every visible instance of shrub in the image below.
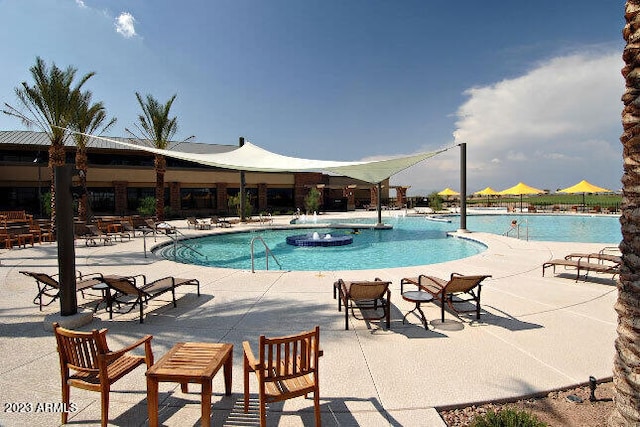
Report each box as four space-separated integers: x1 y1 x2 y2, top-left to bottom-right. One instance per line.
137 196 156 216
304 187 321 214
469 408 547 427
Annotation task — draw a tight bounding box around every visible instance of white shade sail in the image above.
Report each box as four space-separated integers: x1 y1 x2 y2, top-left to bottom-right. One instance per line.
94 135 451 184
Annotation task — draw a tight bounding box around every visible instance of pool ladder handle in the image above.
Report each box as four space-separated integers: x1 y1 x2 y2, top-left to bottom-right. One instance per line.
251 236 282 273
169 229 207 259
503 220 529 241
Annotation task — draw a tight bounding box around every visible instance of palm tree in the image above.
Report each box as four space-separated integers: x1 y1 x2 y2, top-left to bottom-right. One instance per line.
71 91 117 222
128 92 179 222
3 57 94 229
613 2 640 425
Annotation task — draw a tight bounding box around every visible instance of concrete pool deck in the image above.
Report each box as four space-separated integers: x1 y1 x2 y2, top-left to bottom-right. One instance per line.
0 212 619 426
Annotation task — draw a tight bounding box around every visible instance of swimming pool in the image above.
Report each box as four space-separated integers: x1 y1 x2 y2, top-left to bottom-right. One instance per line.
154 214 621 271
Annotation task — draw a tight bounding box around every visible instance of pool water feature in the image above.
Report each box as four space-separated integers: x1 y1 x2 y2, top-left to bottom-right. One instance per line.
154 214 621 271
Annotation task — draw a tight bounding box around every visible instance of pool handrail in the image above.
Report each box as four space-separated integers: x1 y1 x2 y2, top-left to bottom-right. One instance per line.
251 235 282 273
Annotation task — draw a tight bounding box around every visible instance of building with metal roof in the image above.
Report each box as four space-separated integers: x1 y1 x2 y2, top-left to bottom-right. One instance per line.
0 131 393 217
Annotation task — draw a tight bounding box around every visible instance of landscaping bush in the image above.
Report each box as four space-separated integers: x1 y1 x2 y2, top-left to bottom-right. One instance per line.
470 408 547 427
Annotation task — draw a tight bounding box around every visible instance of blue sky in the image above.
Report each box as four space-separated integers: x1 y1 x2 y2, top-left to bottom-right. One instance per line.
0 0 626 195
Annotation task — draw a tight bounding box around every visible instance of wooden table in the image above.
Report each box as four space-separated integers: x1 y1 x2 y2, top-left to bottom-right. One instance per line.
146 342 233 427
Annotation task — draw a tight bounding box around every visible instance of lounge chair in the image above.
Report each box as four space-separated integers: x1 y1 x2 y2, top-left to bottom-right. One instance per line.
542 257 620 282
20 270 104 310
144 218 176 234
334 278 391 330
186 216 211 229
211 216 231 228
120 220 142 237
564 246 621 265
101 274 200 323
402 273 491 322
83 224 114 246
52 322 153 427
243 326 322 427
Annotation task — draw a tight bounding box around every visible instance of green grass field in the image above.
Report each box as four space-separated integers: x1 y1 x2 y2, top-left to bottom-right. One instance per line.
467 193 621 210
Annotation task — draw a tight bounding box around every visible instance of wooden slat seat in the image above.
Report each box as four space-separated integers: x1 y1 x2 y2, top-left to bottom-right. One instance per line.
243 327 322 427
53 322 153 427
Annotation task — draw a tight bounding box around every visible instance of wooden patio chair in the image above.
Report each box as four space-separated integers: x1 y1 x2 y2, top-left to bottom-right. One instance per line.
102 274 200 323
243 326 322 427
406 273 491 322
52 322 153 427
335 278 391 330
20 270 104 310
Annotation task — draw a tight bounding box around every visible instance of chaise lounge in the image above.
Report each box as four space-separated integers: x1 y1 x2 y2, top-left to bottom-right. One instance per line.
334 278 391 330
402 273 491 322
20 270 105 310
542 256 620 282
101 274 200 323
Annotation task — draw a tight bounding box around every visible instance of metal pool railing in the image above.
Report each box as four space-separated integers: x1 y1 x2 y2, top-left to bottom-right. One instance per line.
251 236 282 273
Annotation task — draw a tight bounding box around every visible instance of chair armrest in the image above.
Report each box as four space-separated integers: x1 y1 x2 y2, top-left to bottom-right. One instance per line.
104 335 153 362
417 275 445 295
123 273 147 286
78 271 104 280
243 341 262 371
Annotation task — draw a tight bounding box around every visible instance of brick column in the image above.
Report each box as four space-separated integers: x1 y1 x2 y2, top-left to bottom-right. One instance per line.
258 183 267 212
113 181 128 215
169 182 181 214
343 186 356 211
217 183 228 214
395 186 408 208
370 186 378 208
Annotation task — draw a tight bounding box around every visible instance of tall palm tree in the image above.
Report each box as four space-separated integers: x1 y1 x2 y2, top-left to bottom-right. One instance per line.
3 57 94 229
71 91 117 222
129 92 179 222
613 2 640 425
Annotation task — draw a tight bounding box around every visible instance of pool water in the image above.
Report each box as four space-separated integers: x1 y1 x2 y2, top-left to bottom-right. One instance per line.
155 214 621 271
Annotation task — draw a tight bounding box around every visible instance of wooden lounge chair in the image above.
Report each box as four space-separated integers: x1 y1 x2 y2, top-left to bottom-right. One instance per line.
53 322 153 427
542 257 620 282
334 278 391 330
20 270 104 310
243 326 322 427
402 273 491 322
102 275 200 323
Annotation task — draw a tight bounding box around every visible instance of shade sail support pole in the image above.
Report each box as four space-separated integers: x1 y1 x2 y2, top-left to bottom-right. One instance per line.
377 182 382 226
458 143 468 232
239 137 246 222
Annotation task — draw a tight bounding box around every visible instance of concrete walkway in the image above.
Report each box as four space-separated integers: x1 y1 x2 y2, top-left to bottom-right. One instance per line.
0 212 618 426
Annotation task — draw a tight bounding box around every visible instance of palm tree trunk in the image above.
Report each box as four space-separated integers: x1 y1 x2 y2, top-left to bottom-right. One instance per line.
155 154 166 222
48 142 66 238
612 2 640 425
76 150 89 222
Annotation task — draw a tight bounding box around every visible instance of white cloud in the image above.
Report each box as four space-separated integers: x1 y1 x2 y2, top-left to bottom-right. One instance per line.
115 12 137 38
392 49 624 196
75 0 87 8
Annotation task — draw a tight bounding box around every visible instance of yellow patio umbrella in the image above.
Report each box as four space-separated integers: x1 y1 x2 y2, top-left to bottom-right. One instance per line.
474 186 499 205
558 180 612 211
499 182 544 212
438 187 460 197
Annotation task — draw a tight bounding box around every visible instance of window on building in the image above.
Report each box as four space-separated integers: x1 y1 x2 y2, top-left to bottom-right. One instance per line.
267 188 294 212
181 188 216 210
